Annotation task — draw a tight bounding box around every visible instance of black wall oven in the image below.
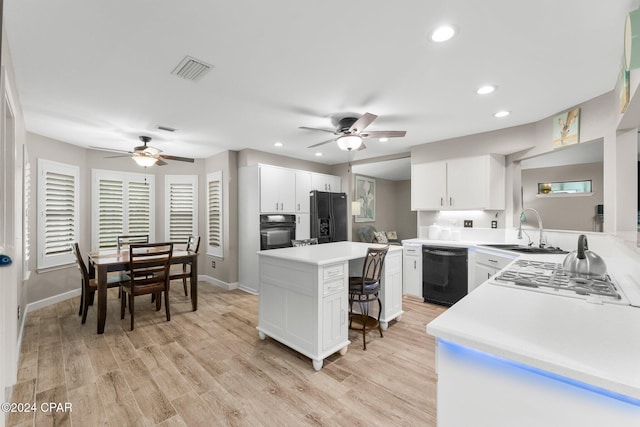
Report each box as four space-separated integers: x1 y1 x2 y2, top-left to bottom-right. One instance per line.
422 245 468 306
260 214 296 250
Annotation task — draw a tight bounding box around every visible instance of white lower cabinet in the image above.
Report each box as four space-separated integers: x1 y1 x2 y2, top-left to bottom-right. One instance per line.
470 249 516 292
403 243 422 298
322 284 347 352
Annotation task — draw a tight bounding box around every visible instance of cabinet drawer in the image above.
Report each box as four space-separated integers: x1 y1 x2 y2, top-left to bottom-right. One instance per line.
475 251 515 269
323 279 345 296
323 264 344 280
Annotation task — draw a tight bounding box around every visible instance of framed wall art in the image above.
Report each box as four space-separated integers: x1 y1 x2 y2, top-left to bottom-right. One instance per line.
354 175 375 222
552 107 580 148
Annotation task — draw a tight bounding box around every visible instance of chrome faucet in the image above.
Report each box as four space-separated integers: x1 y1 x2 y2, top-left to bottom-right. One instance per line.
517 208 545 248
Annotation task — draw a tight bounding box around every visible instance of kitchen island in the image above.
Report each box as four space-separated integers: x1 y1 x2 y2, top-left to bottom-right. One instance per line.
427 252 640 426
256 241 403 370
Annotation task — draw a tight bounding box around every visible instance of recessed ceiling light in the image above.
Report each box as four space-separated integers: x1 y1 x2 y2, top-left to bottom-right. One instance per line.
274 142 283 147
379 137 389 142
431 25 456 42
494 110 510 118
477 85 496 95
315 152 323 157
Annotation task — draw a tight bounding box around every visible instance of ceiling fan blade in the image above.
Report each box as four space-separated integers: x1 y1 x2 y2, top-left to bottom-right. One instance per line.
360 130 407 139
105 154 132 158
348 112 378 133
89 146 133 154
298 126 336 134
307 138 337 148
156 159 168 166
159 154 195 163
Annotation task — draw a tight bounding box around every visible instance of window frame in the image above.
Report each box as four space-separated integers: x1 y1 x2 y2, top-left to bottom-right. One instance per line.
37 158 79 270
164 174 198 243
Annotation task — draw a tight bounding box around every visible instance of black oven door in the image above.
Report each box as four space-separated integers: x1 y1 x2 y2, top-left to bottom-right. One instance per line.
260 214 296 250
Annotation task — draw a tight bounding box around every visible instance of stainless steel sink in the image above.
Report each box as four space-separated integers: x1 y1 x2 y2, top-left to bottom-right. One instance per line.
479 244 568 254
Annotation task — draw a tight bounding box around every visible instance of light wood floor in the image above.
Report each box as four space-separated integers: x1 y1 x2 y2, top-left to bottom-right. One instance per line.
7 283 446 427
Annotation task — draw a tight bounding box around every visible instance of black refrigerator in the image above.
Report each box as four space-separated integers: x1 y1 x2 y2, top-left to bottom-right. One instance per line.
310 190 348 243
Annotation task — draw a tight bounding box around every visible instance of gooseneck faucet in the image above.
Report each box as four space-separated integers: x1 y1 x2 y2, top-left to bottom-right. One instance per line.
517 208 545 248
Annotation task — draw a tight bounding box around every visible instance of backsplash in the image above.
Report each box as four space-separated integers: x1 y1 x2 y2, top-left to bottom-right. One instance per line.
418 210 504 230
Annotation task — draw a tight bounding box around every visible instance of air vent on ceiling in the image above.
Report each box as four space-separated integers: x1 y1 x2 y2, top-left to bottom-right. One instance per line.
171 55 213 81
156 125 177 133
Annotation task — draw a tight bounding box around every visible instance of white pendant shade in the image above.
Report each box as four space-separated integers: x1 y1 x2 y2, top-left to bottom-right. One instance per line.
132 154 158 167
336 135 363 151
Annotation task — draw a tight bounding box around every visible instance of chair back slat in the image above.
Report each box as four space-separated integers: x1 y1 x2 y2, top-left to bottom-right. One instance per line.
186 235 201 253
291 238 318 247
72 242 90 281
361 246 389 284
117 234 150 251
128 242 173 290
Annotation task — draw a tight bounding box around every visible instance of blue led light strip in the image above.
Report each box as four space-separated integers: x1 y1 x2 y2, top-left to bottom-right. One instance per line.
438 339 640 407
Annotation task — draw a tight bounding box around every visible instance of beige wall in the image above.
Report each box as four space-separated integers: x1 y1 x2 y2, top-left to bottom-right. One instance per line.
521 162 604 232
351 177 415 241
238 149 332 174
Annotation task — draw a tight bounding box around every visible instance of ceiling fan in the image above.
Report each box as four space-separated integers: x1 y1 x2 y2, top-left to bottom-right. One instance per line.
300 112 406 151
90 136 195 167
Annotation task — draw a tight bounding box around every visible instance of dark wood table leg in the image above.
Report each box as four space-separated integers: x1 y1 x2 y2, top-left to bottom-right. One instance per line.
190 254 198 311
97 266 108 334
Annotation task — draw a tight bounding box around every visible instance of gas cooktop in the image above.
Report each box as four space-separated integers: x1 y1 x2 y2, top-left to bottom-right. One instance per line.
493 259 629 305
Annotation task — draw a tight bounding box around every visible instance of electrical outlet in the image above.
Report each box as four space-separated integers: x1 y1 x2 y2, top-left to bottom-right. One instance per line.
463 220 473 228
17 306 20 319
491 220 498 229
211 260 216 268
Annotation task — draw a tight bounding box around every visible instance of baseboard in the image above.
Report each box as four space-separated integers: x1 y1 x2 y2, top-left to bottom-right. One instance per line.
25 288 81 314
237 284 258 295
197 274 239 291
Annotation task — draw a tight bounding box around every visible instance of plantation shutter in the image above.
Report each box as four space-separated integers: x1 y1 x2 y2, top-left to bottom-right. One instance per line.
23 151 31 278
207 171 223 257
37 159 79 269
165 175 198 242
128 180 151 236
91 170 155 250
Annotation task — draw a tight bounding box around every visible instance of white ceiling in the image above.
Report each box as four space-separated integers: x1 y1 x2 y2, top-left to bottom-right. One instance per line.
4 1 640 166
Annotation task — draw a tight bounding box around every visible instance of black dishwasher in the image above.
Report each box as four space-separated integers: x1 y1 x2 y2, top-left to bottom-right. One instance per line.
422 246 468 306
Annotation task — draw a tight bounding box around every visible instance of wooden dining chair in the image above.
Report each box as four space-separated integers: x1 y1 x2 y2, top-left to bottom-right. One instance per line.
169 235 200 296
116 234 149 251
72 242 129 324
120 242 173 331
348 245 389 350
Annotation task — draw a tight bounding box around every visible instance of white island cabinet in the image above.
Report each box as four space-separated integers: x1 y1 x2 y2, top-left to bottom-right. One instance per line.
257 242 403 370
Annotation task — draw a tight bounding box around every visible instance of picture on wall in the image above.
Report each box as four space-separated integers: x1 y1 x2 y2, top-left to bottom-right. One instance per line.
552 107 580 148
354 175 375 222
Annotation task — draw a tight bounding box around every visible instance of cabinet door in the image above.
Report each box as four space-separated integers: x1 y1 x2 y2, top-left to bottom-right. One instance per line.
322 291 347 351
260 165 282 212
447 157 487 209
403 255 422 297
472 263 497 293
411 162 447 210
311 173 327 191
279 169 296 212
326 175 341 192
295 171 312 213
295 214 310 240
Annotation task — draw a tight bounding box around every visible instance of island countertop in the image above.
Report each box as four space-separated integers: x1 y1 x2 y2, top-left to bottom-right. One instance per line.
257 241 402 265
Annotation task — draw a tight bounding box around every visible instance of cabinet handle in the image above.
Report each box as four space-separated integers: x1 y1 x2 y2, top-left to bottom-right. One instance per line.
414 260 416 269
297 203 300 211
440 197 444 206
450 197 453 206
488 259 498 263
328 184 331 191
275 202 278 211
488 273 491 279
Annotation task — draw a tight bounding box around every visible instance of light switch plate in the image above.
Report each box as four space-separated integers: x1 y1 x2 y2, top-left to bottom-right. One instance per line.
463 220 473 228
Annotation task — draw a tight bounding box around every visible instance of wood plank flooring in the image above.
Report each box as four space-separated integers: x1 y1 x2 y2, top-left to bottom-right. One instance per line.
7 283 446 427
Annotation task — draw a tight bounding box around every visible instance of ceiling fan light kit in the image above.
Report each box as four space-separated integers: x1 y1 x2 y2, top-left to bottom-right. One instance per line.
336 135 363 151
132 154 158 167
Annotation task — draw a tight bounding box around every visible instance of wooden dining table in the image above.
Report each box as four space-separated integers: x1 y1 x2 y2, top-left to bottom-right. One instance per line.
87 248 198 334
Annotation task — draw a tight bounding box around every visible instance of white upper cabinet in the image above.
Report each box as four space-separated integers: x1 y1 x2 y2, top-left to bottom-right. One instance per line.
295 171 312 213
260 165 295 213
411 154 505 210
311 173 341 192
